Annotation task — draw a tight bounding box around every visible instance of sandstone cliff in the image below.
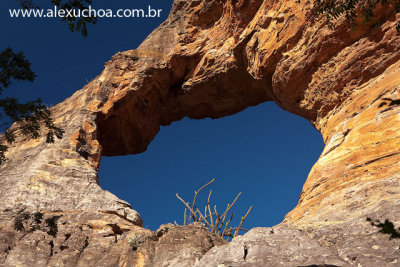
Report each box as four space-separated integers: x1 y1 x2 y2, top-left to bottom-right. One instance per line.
1 0 400 266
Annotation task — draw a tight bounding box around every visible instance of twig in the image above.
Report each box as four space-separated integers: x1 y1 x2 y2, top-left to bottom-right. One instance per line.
183 207 187 226
176 193 199 222
234 206 252 237
196 208 213 229
214 192 241 234
219 192 241 224
222 213 234 237
207 190 214 228
176 179 252 240
191 179 215 219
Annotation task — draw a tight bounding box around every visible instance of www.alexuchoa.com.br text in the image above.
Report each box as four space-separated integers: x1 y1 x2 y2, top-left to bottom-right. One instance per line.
9 6 163 19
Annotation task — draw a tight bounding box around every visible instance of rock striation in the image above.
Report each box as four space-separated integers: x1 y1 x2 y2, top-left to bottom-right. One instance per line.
1 0 400 266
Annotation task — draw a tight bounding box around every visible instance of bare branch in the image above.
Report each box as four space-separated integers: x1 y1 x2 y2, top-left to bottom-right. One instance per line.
234 205 253 238
207 190 214 228
220 192 241 221
176 193 199 222
191 179 215 218
176 179 252 240
222 213 234 237
184 207 187 226
196 208 213 229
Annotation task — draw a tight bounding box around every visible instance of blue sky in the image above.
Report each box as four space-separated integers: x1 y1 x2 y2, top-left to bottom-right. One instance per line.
1 0 324 231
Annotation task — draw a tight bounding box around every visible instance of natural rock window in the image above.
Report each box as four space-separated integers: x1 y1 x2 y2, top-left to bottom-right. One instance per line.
99 102 324 230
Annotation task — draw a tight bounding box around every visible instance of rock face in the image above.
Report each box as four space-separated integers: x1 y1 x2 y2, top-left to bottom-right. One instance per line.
1 0 400 266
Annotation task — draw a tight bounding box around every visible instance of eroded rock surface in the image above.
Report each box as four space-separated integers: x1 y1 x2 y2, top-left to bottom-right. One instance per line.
1 0 400 266
0 212 225 267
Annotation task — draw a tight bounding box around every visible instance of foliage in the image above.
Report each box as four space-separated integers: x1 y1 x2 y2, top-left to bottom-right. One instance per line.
51 0 97 37
32 211 44 230
13 210 60 237
0 47 35 92
310 0 400 32
0 47 64 166
1 0 97 164
13 211 31 231
45 216 61 237
176 179 252 240
15 0 37 9
15 0 97 37
1 1 99 165
128 234 145 251
33 211 44 224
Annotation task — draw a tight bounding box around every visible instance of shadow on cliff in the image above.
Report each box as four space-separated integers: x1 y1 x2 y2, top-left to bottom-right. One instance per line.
367 218 400 239
378 98 400 108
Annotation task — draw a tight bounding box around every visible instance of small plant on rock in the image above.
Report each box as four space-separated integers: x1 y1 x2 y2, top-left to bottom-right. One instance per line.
310 0 400 32
176 179 252 240
128 234 145 251
45 216 61 237
13 210 31 232
32 211 43 230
